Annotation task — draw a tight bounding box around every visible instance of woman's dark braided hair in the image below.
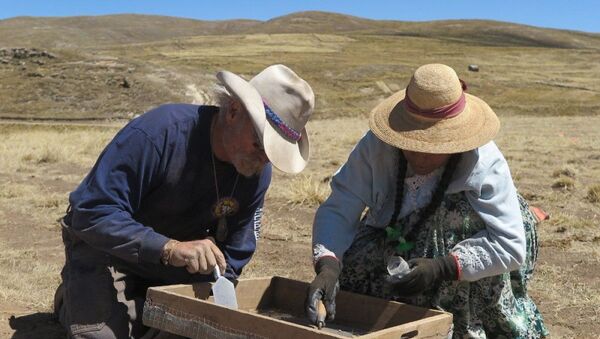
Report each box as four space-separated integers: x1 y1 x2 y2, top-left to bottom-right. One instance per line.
387 150 408 227
387 149 462 240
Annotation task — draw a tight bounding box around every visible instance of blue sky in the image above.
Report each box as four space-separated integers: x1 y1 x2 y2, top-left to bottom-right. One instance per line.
1 1 598 33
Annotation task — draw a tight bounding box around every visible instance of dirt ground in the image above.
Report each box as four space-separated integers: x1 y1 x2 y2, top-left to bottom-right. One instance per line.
1 115 600 338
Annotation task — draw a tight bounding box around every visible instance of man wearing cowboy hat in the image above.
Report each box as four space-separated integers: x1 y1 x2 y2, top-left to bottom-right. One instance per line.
307 64 547 337
55 64 314 338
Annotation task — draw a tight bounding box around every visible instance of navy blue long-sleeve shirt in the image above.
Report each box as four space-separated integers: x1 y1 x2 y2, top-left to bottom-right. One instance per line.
64 104 271 282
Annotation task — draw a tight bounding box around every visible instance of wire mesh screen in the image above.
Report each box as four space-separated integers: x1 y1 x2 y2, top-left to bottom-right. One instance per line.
143 300 268 339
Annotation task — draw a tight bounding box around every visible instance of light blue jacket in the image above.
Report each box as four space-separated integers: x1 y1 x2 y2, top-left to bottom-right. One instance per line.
312 131 526 281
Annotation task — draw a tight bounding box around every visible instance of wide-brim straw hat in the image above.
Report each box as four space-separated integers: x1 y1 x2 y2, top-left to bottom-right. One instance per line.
217 64 314 174
369 63 500 154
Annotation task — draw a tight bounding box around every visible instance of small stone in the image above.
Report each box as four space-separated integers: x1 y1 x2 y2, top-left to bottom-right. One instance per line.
468 64 479 72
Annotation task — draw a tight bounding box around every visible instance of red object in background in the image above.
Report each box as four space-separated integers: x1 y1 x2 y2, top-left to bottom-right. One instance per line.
530 206 550 222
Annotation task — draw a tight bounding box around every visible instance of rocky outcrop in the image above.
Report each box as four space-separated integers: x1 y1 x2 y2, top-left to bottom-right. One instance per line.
0 47 56 64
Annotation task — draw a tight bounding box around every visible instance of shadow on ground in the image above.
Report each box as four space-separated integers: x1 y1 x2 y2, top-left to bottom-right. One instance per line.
9 313 65 339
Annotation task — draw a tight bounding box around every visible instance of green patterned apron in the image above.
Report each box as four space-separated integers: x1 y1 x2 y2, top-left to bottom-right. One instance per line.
339 193 548 338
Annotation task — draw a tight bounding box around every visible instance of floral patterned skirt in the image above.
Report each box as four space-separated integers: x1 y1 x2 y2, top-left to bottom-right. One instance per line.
339 193 549 338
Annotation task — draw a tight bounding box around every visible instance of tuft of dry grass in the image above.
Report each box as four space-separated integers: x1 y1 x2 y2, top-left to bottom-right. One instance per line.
552 166 577 178
0 182 67 227
33 193 65 209
546 212 596 229
587 185 600 203
552 176 576 190
33 145 63 164
284 175 330 208
0 182 37 199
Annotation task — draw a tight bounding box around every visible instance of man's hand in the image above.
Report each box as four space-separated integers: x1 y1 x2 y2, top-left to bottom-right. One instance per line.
166 238 227 275
389 255 458 296
305 256 341 326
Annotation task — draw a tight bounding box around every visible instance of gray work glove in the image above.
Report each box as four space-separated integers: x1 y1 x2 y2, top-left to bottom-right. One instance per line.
305 257 341 326
388 255 458 296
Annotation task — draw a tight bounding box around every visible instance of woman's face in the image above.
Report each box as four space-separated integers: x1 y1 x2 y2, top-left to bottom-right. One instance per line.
402 150 451 175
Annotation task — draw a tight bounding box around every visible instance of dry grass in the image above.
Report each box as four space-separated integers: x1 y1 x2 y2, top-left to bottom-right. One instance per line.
530 260 600 325
552 176 576 190
587 185 600 203
282 175 330 208
114 34 600 124
3 27 600 120
160 34 351 58
0 241 61 310
547 212 596 229
0 124 119 173
0 182 36 199
1 115 600 337
0 124 121 234
552 166 577 178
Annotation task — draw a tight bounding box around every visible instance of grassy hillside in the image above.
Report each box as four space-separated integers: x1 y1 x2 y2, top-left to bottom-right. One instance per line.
0 14 259 48
256 12 600 49
2 12 600 49
0 11 599 120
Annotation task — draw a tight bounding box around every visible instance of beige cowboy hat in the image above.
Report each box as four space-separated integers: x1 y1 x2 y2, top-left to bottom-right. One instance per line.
216 64 314 174
369 63 500 154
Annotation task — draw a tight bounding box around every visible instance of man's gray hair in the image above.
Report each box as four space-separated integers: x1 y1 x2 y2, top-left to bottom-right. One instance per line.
213 84 233 115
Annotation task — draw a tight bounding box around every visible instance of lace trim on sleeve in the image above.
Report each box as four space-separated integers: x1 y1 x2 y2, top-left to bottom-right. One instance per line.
313 244 337 264
452 244 493 280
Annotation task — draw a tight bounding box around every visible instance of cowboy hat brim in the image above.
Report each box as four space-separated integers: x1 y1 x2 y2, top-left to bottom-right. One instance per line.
369 90 500 154
216 70 309 174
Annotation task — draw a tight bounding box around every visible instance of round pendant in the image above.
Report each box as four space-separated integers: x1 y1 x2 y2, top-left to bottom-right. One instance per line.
212 197 239 218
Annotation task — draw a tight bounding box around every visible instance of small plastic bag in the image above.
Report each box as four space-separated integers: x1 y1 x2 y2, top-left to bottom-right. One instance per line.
386 255 412 282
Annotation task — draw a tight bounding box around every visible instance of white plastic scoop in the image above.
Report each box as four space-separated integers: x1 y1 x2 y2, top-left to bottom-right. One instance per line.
212 265 238 309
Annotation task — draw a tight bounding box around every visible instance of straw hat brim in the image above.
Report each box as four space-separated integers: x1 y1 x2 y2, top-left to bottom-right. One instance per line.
369 90 500 154
217 71 309 174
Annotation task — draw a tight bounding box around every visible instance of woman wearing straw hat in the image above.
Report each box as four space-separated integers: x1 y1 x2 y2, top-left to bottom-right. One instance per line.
306 64 548 337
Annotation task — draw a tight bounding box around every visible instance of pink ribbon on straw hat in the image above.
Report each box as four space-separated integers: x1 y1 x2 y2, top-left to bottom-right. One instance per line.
404 79 468 119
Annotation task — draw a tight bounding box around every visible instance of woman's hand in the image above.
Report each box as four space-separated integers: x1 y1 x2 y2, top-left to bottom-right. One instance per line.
305 257 341 326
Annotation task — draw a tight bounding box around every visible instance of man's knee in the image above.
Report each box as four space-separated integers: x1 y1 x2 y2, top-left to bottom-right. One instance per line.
59 262 133 338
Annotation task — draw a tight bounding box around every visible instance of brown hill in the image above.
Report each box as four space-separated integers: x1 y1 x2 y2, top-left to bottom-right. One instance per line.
0 11 599 120
1 11 599 49
258 12 600 49
0 14 259 48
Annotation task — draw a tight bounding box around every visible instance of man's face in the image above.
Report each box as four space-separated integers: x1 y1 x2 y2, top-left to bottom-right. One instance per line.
222 102 269 177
